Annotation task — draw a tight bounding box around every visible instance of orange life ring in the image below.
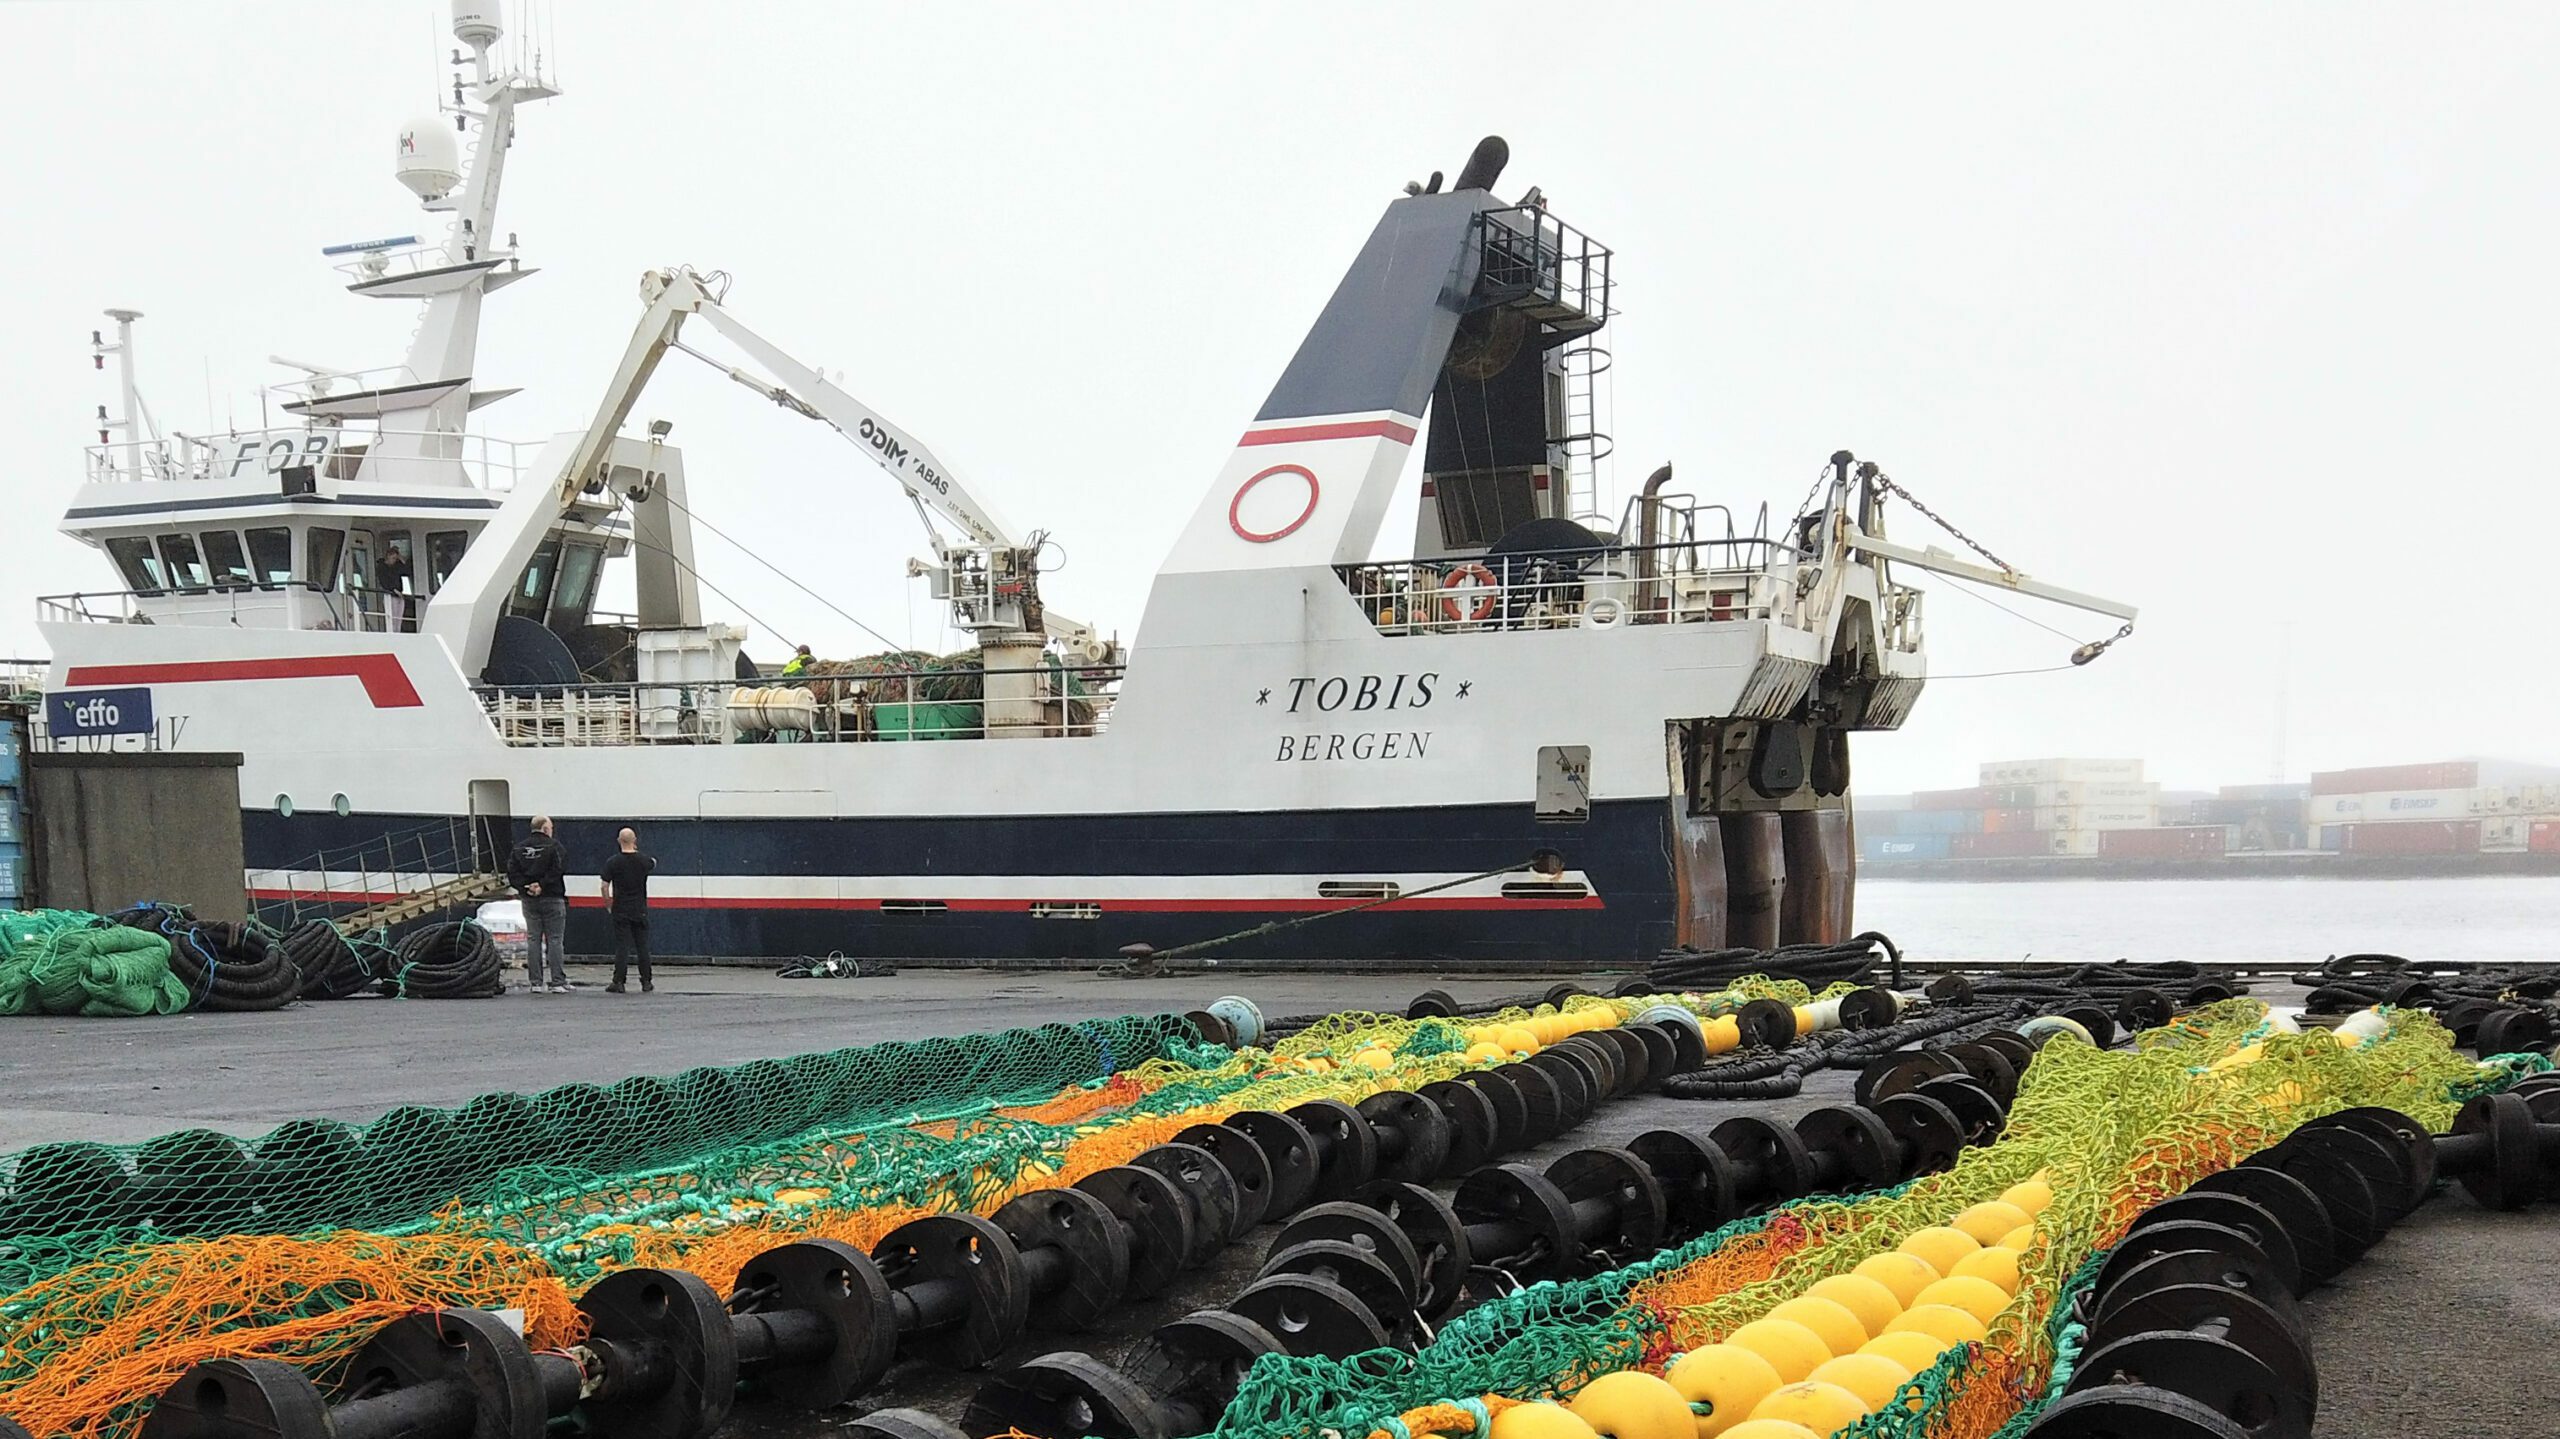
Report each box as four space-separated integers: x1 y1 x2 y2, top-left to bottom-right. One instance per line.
1440 562 1500 623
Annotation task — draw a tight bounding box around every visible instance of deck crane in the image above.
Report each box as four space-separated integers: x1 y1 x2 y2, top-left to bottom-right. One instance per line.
549 265 1120 665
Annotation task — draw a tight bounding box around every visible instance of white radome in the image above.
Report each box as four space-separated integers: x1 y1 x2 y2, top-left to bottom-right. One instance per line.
451 2 502 50
395 120 463 201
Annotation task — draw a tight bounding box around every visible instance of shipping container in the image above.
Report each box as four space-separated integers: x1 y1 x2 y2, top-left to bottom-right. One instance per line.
2339 821 2480 856
1913 787 1996 811
1981 807 2038 834
1978 758 2145 786
2532 821 2560 855
2037 804 2159 831
2306 794 2362 823
0 797 16 847
2099 826 2230 859
2481 816 2530 852
1950 831 2051 859
1890 809 1984 835
1862 834 1951 863
2319 825 2346 852
1859 792 1916 813
2309 762 2477 796
2219 782 2311 803
1982 785 2039 808
2360 789 2476 820
2048 830 2101 857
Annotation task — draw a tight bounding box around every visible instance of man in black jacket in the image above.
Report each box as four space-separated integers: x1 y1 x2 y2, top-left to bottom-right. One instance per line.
507 815 570 992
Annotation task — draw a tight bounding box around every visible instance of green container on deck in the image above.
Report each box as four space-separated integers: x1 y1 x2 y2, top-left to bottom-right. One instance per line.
874 701 982 741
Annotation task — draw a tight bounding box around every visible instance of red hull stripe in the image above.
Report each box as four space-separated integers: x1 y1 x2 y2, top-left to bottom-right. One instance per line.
67 654 423 708
248 888 1604 913
1238 418 1418 447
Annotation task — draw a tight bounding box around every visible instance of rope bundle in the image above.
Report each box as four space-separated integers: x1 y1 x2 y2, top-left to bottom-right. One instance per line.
281 921 391 1001
107 906 298 1013
1646 931 1903 992
386 922 505 999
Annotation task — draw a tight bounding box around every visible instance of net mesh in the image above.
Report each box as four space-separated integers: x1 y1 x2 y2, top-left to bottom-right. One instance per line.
1217 1000 2496 1439
0 990 1706 1438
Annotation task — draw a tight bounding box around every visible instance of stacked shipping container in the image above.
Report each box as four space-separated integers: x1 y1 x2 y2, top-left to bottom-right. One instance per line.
1864 757 2560 865
2309 759 2560 853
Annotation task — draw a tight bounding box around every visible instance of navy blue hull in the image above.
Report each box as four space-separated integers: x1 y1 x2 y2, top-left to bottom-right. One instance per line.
243 799 1682 965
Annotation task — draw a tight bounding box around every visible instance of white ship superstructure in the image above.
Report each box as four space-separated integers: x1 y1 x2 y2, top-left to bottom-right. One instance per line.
35 4 2134 966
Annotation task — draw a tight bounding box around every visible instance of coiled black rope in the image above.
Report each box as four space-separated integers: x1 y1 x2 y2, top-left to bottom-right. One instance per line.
1645 932 1902 992
112 904 301 1012
282 920 391 1000
389 921 504 999
1956 960 2242 1005
2292 952 2560 1014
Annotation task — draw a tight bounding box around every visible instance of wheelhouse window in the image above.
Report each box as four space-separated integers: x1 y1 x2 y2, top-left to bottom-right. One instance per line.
202 529 253 592
552 542 604 628
157 533 209 591
509 540 562 619
247 527 294 588
426 530 469 595
106 536 166 595
306 527 345 590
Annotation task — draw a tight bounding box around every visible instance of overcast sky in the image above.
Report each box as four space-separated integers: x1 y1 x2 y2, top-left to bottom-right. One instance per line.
4 2 2553 796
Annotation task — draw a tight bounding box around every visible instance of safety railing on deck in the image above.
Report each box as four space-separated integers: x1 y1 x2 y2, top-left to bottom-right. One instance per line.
248 813 501 933
473 662 1125 747
1337 539 1796 636
82 428 531 491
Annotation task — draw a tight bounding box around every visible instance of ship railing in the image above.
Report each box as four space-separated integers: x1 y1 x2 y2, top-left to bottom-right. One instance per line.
327 247 522 287
1336 538 1800 636
471 662 1124 747
1472 206 1613 333
248 813 497 933
0 657 45 701
80 427 530 491
37 592 151 625
1879 581 1926 655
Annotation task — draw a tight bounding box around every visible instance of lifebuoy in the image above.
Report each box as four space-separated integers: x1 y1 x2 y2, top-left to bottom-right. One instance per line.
1439 562 1500 623
1584 596 1627 629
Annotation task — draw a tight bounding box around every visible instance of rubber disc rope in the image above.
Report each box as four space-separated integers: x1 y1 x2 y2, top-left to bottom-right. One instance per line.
1181 1000 2504 1439
0 982 1815 1437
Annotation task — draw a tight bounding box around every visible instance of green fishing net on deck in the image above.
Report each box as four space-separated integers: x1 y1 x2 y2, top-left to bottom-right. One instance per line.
0 1011 1199 1294
0 916 188 1018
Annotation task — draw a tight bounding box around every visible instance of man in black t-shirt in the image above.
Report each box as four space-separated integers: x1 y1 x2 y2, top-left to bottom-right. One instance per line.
600 828 657 993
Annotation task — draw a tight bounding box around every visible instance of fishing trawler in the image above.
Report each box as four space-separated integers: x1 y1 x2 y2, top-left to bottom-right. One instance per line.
33 3 2134 966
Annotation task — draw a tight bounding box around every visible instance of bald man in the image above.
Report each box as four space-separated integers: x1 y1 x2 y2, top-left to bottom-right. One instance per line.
600 827 658 993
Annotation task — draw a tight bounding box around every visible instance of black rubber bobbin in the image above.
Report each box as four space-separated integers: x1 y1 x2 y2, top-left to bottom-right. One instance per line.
990 1187 1131 1332
1350 1179 1472 1323
2124 1194 2305 1298
1073 1164 1194 1300
1355 1089 1455 1184
1415 1078 1503 1171
1126 1143 1242 1265
1227 1273 1394 1356
1283 1098 1382 1203
1626 1128 1743 1240
873 1212 1030 1371
1709 1113 1817 1205
2241 1140 2383 1260
1266 1203 1423 1305
2186 1166 2339 1287
2083 1281 2318 1421
1172 1122 1275 1231
1222 1108 1320 1218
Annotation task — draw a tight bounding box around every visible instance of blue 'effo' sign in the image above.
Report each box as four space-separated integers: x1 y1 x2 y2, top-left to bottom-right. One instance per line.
47 687 155 737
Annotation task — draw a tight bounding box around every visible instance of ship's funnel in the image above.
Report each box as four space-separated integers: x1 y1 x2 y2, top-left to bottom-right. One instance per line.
1452 136 1509 192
